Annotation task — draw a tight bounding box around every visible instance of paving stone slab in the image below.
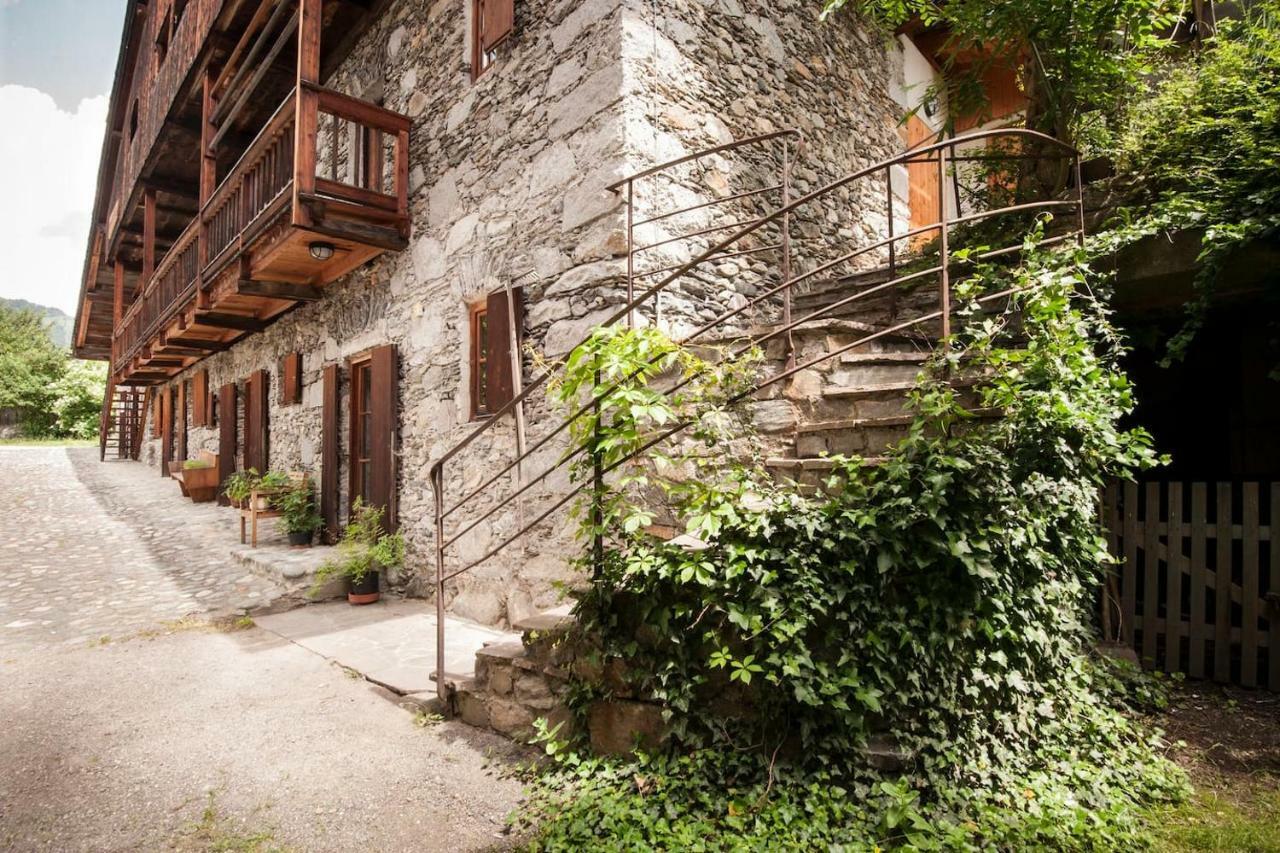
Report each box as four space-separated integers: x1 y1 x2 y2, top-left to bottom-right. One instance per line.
255 599 518 694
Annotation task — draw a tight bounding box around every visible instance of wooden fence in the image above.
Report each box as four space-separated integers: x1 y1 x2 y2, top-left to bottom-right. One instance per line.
1103 481 1279 690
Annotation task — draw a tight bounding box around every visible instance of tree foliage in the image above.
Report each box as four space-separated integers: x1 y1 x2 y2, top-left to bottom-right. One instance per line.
823 0 1178 154
1101 0 1280 368
0 302 105 438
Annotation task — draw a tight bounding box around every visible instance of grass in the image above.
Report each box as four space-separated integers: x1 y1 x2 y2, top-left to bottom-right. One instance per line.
173 792 285 853
0 437 97 447
1153 785 1280 852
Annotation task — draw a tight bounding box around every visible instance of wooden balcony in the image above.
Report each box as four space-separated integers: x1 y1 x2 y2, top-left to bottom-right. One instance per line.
112 83 410 384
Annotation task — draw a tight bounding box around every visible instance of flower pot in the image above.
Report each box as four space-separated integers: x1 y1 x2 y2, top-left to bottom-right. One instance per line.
348 571 380 605
253 496 271 511
287 530 313 548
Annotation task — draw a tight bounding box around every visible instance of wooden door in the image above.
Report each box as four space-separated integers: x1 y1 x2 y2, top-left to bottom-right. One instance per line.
321 363 340 542
160 386 173 477
217 383 237 505
244 369 269 473
905 114 940 244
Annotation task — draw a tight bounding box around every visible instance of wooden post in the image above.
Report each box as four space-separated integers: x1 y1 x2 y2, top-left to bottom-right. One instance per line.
198 66 219 310
113 260 125 327
293 0 321 228
142 188 157 286
1166 482 1183 673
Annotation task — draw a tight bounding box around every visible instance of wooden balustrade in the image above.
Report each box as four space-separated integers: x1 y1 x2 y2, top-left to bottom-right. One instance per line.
111 84 410 382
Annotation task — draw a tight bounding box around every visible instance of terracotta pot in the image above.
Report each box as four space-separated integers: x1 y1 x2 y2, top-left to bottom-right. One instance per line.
348 571 380 605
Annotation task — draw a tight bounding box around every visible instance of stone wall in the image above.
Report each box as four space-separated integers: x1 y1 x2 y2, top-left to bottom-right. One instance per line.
137 0 909 628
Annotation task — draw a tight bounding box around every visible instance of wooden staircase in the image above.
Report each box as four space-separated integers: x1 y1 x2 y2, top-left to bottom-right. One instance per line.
99 383 146 461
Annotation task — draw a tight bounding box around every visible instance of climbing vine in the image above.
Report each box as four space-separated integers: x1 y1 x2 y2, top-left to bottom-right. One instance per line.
516 237 1187 849
1097 0 1280 369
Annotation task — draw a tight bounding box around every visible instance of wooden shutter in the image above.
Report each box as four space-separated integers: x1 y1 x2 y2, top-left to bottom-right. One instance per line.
217 383 237 504
321 363 340 542
481 0 514 51
244 369 269 473
369 345 398 532
192 370 208 427
160 386 173 476
280 352 302 405
485 287 524 414
176 380 188 462
151 394 162 437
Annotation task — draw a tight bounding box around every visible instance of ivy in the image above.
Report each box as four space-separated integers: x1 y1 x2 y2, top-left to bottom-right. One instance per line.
517 238 1188 849
1098 1 1280 369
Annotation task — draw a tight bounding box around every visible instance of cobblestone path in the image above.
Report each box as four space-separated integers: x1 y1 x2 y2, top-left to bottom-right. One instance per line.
0 446 526 851
0 447 287 651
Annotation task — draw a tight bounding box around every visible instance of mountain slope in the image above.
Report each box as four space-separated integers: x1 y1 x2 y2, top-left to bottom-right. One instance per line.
0 298 73 349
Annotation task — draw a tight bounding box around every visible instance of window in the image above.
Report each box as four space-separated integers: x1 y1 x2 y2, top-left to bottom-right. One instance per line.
469 303 489 419
470 287 524 420
471 0 514 80
350 358 374 504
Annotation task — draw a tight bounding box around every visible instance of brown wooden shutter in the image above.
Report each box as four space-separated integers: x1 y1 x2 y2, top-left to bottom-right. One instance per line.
244 369 269 473
321 363 340 542
217 383 237 504
160 386 173 476
485 286 523 414
481 0 515 51
280 352 302 405
176 380 188 462
192 370 208 427
369 344 398 532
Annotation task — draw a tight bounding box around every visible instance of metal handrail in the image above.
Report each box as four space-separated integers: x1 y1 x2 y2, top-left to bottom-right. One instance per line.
429 127 1084 700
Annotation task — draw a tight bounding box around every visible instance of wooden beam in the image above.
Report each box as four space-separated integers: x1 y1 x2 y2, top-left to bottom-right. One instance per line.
142 176 199 200
113 261 125 327
164 341 229 355
210 9 299 152
237 279 323 301
142 188 157 285
212 0 296 125
193 312 268 331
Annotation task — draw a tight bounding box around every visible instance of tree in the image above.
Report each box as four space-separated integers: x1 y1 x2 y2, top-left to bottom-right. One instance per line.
0 303 67 435
0 302 106 438
824 0 1179 167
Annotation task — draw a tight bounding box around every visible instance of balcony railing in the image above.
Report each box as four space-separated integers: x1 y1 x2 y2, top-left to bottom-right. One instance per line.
112 85 411 374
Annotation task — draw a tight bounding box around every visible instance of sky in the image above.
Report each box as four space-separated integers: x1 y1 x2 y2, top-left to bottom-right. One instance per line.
0 0 126 315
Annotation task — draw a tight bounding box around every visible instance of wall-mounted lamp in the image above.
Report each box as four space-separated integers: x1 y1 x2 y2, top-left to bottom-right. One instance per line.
308 241 335 261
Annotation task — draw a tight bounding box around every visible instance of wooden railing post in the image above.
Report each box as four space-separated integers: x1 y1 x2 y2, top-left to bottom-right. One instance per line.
142 188 157 288
293 0 321 228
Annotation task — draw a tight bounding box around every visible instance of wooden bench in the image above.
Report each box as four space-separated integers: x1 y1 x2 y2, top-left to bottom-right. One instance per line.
169 450 221 503
239 471 308 548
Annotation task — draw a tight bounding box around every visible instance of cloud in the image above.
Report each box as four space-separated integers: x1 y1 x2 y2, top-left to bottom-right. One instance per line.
0 85 107 315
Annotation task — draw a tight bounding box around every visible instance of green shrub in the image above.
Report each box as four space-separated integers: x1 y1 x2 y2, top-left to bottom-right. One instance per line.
519 241 1187 849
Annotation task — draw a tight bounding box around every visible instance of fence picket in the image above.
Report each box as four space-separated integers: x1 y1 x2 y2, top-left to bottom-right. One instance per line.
1241 483 1259 687
1123 481 1138 645
1166 483 1184 673
1143 482 1160 665
1189 483 1207 679
1215 483 1233 683
1270 483 1279 691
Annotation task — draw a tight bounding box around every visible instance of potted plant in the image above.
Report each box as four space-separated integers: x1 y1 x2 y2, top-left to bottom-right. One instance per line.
314 499 404 605
223 469 260 508
278 482 322 548
256 470 290 510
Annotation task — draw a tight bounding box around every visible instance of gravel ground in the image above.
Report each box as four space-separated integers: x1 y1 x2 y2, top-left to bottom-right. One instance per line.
0 448 529 851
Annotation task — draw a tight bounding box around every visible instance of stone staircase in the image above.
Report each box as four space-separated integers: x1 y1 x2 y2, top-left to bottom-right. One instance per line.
444 609 669 755
441 270 1006 747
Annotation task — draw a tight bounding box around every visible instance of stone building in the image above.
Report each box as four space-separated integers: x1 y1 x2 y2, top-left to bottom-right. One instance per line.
73 0 1011 628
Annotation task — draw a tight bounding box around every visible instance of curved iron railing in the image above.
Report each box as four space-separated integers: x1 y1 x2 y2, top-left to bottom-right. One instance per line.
428 127 1084 699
